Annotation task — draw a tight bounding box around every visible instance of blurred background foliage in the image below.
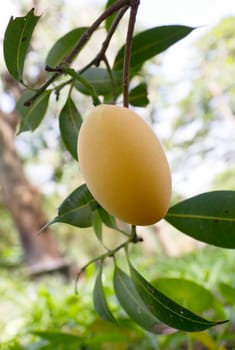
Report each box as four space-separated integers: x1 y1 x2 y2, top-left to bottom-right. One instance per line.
1 0 235 349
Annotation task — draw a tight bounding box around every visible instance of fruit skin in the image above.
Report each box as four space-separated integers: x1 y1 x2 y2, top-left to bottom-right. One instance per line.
77 104 171 226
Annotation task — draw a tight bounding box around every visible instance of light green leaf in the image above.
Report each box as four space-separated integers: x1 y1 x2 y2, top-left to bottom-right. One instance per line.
218 282 235 305
129 262 227 332
62 66 101 106
17 89 51 133
93 265 116 323
3 8 40 81
46 27 88 67
59 96 82 160
165 191 235 248
75 67 122 97
153 278 216 314
33 331 82 345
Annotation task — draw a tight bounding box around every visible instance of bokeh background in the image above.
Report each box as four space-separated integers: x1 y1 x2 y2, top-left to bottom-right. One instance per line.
1 1 235 349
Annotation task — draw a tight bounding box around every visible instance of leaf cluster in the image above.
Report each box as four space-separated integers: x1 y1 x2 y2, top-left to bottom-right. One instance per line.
3 1 235 335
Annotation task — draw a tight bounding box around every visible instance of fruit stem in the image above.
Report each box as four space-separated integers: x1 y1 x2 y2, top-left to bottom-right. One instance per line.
123 0 140 108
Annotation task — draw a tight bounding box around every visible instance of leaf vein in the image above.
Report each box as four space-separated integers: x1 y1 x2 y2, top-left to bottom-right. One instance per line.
133 269 215 327
17 12 32 79
166 213 235 222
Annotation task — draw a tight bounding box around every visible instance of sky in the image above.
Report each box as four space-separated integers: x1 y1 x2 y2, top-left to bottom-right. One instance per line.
1 0 235 36
137 0 235 79
2 0 235 79
138 0 235 27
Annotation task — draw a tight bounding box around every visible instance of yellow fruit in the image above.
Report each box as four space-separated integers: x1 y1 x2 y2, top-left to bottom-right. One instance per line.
77 104 171 226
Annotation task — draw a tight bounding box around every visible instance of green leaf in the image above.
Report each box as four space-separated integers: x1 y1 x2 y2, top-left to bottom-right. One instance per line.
16 89 51 133
93 265 116 323
86 331 130 345
129 83 149 107
34 329 129 346
165 191 235 248
105 0 117 32
62 66 101 106
153 278 216 314
75 67 123 97
218 282 235 305
46 27 88 67
59 96 82 160
52 184 98 228
114 266 169 334
98 207 118 231
3 8 40 81
33 330 82 345
92 209 103 242
129 262 227 332
113 25 195 71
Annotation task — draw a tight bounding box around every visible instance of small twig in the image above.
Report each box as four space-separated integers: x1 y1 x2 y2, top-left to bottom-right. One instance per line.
74 226 142 293
64 0 131 65
80 6 129 74
103 55 117 102
24 0 131 107
24 72 60 106
54 64 101 105
74 241 124 294
123 0 140 108
96 6 129 66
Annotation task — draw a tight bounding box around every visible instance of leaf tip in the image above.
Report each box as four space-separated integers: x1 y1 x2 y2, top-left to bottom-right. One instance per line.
216 319 229 326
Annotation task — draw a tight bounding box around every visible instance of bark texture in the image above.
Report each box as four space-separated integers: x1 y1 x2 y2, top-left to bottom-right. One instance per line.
0 110 69 275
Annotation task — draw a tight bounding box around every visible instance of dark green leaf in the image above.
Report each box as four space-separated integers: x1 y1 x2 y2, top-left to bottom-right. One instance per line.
165 191 235 248
113 25 195 71
75 67 123 97
153 278 216 314
93 265 116 323
105 0 117 32
98 207 118 230
114 266 170 334
52 184 98 228
92 209 103 242
17 89 51 133
129 83 149 107
129 262 227 332
46 27 88 67
59 96 82 160
3 9 40 81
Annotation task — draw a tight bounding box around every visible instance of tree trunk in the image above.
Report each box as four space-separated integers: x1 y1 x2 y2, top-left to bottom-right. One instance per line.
0 111 70 275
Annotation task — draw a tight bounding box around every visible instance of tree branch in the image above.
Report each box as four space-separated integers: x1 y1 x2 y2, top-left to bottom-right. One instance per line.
123 0 140 108
64 0 131 65
74 224 142 294
79 5 129 74
24 0 131 107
